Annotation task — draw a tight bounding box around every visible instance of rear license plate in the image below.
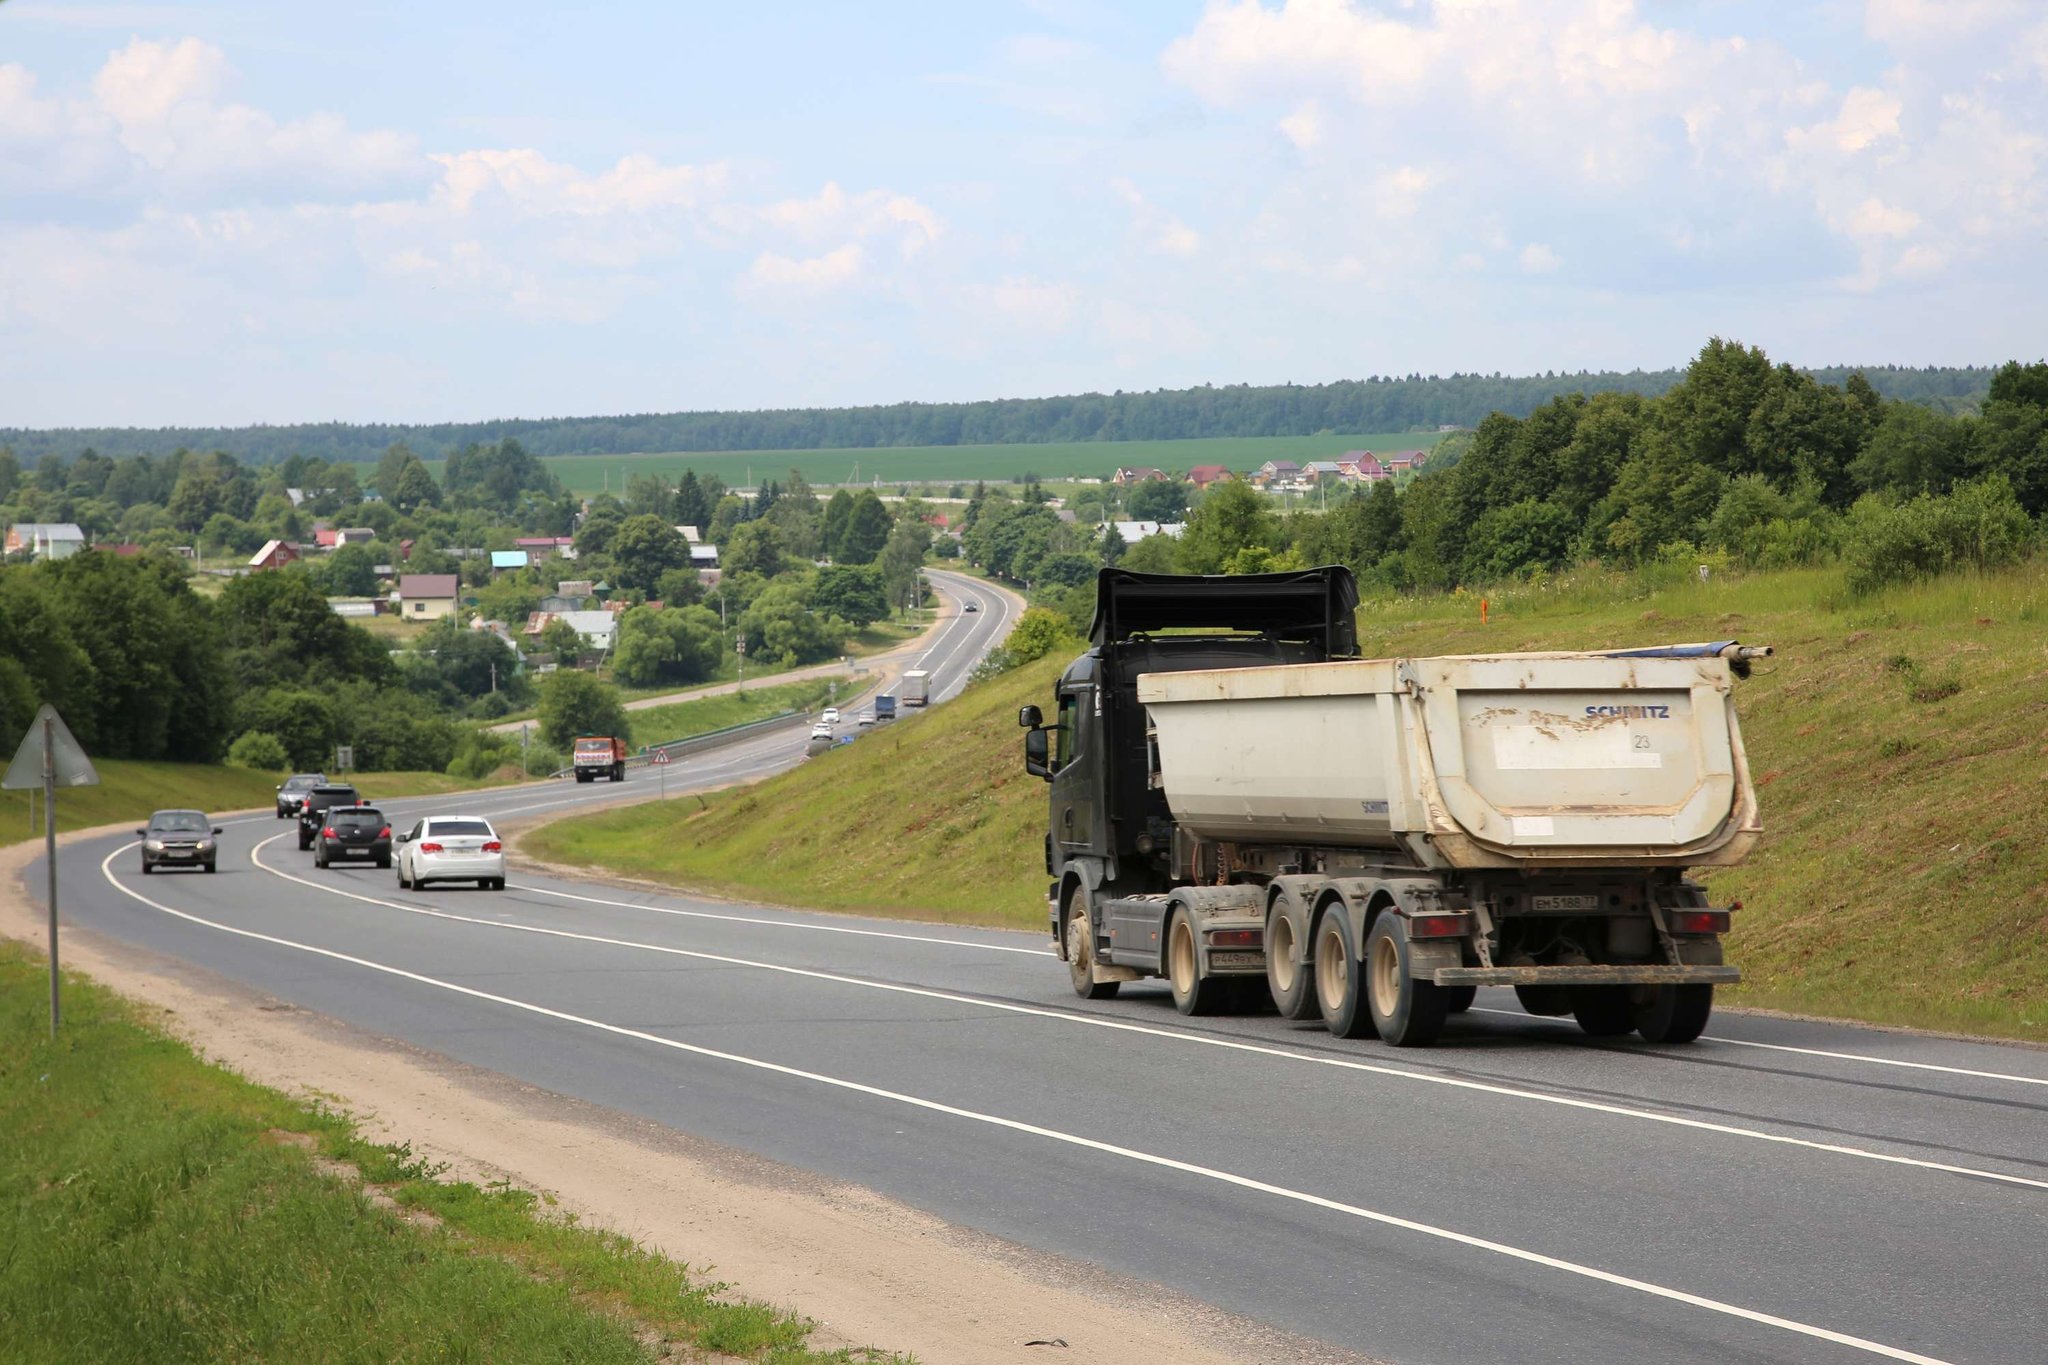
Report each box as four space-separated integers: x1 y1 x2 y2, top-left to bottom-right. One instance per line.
345 848 367 856
1210 950 1264 969
1532 894 1599 913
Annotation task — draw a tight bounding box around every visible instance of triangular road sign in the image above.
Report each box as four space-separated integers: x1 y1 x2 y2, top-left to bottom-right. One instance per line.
3 705 101 790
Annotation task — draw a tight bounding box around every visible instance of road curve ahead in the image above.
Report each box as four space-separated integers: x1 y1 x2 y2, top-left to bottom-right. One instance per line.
22 573 2048 1365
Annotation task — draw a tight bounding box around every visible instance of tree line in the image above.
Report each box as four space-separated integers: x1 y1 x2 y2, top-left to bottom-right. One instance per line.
1 364 1994 466
956 343 2048 640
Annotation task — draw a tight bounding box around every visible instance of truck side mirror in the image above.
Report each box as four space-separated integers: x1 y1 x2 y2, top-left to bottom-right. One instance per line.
1018 704 1043 729
1024 728 1052 780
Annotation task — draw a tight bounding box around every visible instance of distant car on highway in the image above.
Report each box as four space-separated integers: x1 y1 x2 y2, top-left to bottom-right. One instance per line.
138 809 221 874
296 784 361 850
821 706 840 725
964 601 980 612
395 816 505 891
312 805 392 870
275 773 327 818
811 721 834 739
857 710 876 727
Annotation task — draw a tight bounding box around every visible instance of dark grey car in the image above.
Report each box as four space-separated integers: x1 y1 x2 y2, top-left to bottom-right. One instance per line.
138 809 221 874
276 772 328 818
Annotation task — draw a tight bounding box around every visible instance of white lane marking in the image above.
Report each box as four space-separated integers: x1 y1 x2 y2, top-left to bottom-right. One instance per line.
96 844 1958 1365
224 836 2048 1193
1469 1008 2048 1090
521 883 1054 956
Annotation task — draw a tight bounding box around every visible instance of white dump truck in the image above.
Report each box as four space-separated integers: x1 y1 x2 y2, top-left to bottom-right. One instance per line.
900 670 931 707
1019 567 1769 1047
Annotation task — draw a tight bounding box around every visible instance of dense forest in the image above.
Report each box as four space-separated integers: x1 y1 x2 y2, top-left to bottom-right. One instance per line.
1 362 1995 466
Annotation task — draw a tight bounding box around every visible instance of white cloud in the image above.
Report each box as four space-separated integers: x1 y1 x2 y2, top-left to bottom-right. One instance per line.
1786 87 1903 156
1519 242 1560 273
1111 178 1200 258
760 181 941 255
1278 101 1321 150
977 276 1082 331
744 243 865 291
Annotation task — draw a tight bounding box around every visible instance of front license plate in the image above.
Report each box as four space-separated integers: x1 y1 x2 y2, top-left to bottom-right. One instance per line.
1532 894 1599 913
1210 950 1264 969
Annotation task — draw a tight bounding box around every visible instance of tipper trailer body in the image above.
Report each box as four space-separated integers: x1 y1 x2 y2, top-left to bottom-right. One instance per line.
1019 567 1768 1046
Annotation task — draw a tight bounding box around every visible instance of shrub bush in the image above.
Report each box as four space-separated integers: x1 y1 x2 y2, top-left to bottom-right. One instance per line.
225 730 289 770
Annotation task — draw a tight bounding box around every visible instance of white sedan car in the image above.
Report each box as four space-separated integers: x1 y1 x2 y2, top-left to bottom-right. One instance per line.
395 816 506 890
821 706 840 725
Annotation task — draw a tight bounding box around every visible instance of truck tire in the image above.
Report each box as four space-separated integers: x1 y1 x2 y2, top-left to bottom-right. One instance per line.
1441 985 1478 1014
1365 915 1447 1047
576 771 591 783
1064 892 1119 1001
1571 986 1635 1037
1167 905 1232 1016
613 762 625 781
1634 984 1713 1044
1264 894 1320 1020
1313 908 1376 1039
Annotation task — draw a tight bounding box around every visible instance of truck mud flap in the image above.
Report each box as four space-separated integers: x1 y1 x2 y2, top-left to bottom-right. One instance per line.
1432 964 1741 987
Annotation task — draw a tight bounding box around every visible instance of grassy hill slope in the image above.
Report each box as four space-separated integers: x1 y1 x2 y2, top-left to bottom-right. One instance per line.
526 561 2048 1040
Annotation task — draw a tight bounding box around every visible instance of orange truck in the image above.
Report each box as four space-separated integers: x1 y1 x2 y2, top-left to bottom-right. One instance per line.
572 735 628 783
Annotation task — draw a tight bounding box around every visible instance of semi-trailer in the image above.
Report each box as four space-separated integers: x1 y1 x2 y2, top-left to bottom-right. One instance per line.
1019 567 1768 1047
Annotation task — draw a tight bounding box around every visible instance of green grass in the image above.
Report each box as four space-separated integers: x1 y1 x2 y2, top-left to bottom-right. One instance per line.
0 761 509 844
409 433 1432 495
0 939 907 1364
628 678 842 747
529 557 2048 1041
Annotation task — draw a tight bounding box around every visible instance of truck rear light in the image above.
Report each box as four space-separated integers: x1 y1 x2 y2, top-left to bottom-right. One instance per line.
419 842 443 854
1206 928 1261 947
482 841 502 853
1408 913 1473 938
1668 910 1731 935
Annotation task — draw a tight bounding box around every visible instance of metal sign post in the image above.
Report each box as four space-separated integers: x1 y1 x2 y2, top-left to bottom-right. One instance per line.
3 705 102 1038
651 746 671 800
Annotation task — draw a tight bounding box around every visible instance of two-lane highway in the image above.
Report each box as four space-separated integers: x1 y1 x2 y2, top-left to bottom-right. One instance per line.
20 569 2047 1364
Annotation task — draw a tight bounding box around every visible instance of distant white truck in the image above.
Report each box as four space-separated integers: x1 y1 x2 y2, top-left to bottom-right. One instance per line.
900 670 931 707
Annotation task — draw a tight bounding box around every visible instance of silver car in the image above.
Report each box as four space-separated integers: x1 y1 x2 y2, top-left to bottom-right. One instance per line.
395 816 506 891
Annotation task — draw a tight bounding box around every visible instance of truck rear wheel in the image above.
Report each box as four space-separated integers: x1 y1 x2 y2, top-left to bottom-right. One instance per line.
1313 909 1375 1039
1571 986 1635 1037
1265 895 1319 1020
1515 984 1575 1016
1441 985 1477 1013
1167 906 1231 1016
1065 895 1119 1001
1365 915 1447 1047
1635 984 1714 1044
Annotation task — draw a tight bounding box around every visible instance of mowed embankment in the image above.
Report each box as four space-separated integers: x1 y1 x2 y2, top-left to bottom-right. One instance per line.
526 560 2048 1041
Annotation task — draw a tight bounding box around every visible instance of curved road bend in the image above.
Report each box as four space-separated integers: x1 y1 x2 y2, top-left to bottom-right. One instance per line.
24 569 2047 1365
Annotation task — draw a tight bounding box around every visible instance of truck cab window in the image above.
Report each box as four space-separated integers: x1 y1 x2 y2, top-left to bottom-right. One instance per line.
1055 693 1078 769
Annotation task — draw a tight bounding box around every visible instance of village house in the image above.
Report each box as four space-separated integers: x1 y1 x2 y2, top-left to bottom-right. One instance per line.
336 527 377 546
1112 520 1185 543
5 523 86 560
1112 466 1168 486
1253 460 1302 488
247 539 302 571
396 573 459 621
1339 453 1390 482
489 550 529 573
1186 464 1234 491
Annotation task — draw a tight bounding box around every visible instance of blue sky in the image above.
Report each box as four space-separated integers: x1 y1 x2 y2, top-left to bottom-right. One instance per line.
2 1 2043 427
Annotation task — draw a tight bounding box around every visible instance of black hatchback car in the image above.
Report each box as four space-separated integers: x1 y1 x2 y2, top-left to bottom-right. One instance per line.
312 805 392 869
296 784 361 850
138 809 221 874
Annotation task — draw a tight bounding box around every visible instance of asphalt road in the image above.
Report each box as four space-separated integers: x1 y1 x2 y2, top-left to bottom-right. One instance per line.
25 567 2047 1365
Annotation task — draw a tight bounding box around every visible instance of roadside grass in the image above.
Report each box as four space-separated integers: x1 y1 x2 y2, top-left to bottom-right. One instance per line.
413 433 1429 495
523 654 1064 929
0 940 907 1365
530 557 2048 1041
0 762 513 844
629 678 841 747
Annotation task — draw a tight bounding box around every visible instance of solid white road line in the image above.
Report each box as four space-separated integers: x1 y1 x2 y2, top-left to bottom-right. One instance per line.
222 835 2048 1193
1470 1007 2048 1089
98 841 1958 1365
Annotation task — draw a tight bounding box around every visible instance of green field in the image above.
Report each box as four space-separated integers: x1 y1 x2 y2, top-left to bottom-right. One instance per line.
0 940 903 1364
526 558 2048 1041
411 433 1438 495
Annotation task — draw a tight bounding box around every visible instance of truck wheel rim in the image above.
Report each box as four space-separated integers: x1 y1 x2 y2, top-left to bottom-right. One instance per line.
1270 916 1297 993
1170 919 1196 994
1067 911 1092 986
1369 931 1401 1019
1316 923 1348 1011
